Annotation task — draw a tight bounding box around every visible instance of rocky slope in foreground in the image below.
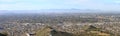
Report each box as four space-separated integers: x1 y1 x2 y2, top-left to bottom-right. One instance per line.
35 25 115 36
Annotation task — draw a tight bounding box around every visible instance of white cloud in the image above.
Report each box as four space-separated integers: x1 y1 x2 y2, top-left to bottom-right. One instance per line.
0 0 19 2
65 0 120 11
68 0 89 3
71 0 89 2
114 1 120 3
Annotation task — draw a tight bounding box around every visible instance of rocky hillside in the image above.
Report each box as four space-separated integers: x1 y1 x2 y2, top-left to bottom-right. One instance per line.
35 26 74 36
35 25 114 36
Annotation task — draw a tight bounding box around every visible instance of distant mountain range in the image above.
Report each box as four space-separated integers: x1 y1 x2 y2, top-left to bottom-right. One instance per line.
0 9 119 14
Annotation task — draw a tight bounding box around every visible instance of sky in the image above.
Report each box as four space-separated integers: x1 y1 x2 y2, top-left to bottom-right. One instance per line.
0 0 120 11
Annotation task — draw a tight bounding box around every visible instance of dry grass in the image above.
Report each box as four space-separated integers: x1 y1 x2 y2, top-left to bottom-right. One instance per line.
35 25 115 36
35 27 52 36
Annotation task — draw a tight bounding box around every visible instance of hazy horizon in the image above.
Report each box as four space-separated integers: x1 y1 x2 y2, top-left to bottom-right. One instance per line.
0 9 120 14
0 0 120 12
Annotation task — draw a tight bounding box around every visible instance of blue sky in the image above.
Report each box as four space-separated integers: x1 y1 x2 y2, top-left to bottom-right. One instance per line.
0 0 120 11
